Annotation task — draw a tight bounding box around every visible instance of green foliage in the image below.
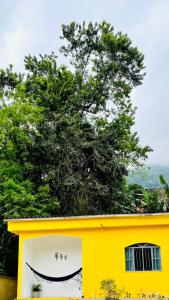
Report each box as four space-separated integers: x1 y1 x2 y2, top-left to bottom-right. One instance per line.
122 181 144 212
0 21 152 276
138 292 166 299
100 279 122 299
17 21 150 216
32 283 42 292
123 178 169 214
0 222 18 276
0 86 59 219
0 64 23 93
159 175 169 198
142 189 165 213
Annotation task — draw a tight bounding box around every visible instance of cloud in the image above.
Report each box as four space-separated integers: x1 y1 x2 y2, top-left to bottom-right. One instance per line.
128 1 169 165
0 0 48 71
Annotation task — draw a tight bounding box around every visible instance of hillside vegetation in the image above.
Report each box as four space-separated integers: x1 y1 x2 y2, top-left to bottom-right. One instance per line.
128 165 169 188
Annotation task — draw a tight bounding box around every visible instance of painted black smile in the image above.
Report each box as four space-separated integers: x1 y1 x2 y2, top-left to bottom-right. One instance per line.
26 262 82 282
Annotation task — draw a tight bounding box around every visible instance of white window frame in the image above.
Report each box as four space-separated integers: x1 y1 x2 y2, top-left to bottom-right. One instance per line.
125 243 161 272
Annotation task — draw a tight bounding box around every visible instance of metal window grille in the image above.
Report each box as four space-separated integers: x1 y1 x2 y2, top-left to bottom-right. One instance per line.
125 243 161 272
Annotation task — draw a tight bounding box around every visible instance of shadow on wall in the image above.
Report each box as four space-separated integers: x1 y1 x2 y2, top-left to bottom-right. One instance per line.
0 275 17 300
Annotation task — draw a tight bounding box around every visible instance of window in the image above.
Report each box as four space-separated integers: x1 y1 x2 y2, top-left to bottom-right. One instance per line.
125 243 161 271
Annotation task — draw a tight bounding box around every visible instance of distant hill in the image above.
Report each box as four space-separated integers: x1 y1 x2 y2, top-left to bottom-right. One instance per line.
127 165 169 189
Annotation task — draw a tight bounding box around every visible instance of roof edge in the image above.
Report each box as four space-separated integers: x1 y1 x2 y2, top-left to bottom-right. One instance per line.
5 212 169 223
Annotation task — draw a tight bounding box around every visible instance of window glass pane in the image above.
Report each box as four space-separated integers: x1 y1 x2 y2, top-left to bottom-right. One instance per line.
156 259 161 270
134 248 143 271
152 247 160 259
126 248 133 259
143 248 152 270
126 259 134 271
126 248 129 259
152 259 161 270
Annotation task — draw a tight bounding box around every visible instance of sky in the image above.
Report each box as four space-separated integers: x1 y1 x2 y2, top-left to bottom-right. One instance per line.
0 0 169 166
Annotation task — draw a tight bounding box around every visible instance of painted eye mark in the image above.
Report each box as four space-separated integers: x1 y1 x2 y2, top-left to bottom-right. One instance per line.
26 262 82 282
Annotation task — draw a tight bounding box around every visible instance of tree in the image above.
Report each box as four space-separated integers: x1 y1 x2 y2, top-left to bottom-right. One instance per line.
123 173 169 214
0 85 59 219
142 189 165 213
160 175 169 198
0 80 59 276
0 21 151 276
0 21 151 218
0 222 18 276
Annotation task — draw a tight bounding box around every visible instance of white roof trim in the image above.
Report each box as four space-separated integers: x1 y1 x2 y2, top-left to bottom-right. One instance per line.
5 212 169 222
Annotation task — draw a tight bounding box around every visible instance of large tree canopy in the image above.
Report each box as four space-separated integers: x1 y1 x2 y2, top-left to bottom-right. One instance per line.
0 21 154 276
0 21 151 220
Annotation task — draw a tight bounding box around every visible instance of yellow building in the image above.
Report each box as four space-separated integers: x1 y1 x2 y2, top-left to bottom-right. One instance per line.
7 213 169 299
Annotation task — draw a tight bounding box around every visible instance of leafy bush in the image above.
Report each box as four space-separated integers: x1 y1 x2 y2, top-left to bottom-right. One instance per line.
100 279 123 299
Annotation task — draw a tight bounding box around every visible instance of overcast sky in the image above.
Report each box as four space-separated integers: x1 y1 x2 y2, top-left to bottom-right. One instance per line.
0 0 169 166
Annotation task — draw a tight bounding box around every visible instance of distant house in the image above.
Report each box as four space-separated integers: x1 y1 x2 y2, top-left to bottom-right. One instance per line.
7 213 169 299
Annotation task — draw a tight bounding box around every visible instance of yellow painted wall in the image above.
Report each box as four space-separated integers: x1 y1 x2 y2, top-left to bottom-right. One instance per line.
7 214 169 299
0 275 17 300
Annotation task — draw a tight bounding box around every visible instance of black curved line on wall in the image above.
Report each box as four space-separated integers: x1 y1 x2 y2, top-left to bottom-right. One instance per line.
26 262 82 282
